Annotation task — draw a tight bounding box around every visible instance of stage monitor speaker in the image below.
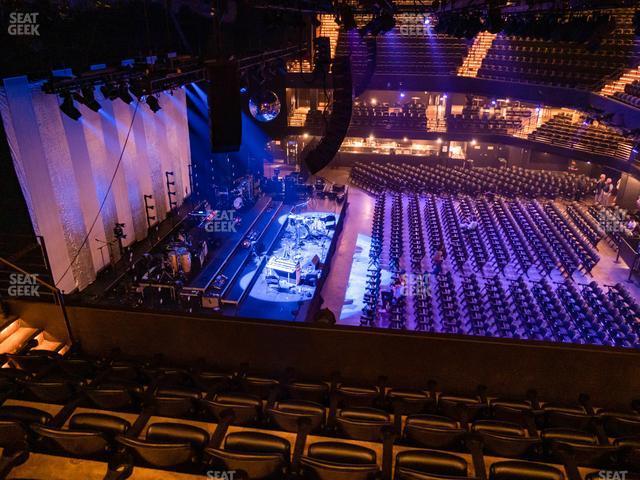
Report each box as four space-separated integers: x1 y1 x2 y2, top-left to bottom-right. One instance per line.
303 57 352 173
206 60 242 152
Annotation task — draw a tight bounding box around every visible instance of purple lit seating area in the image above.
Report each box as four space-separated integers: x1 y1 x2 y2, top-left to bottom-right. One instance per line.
350 162 594 199
614 80 640 108
350 100 428 130
348 163 640 347
447 107 524 135
1 345 640 479
528 113 634 161
477 34 635 90
376 31 469 75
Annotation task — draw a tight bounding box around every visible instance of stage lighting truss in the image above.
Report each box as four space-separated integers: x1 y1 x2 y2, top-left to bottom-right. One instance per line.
42 55 207 107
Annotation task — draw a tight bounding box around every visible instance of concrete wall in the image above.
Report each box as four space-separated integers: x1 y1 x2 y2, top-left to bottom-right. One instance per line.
7 300 640 410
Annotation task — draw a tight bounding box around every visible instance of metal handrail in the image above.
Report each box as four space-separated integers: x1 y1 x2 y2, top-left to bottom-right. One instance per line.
0 256 75 345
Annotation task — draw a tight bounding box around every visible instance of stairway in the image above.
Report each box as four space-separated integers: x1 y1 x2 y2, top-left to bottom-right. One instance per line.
0 314 68 361
457 31 496 78
599 65 640 97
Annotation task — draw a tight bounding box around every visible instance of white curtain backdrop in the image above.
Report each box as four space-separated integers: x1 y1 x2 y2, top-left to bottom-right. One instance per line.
0 76 192 293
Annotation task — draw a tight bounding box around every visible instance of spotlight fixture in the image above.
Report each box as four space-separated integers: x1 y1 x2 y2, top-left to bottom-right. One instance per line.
75 86 101 112
59 93 82 120
146 95 161 113
117 84 133 104
100 84 118 101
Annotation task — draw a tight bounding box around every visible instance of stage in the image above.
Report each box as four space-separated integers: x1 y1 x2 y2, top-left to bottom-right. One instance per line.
76 183 348 323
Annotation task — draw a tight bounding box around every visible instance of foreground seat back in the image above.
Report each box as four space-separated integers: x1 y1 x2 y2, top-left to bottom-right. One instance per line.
206 431 290 480
0 406 52 451
300 441 378 480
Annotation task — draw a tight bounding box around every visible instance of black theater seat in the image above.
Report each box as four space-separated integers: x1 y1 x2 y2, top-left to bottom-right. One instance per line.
17 378 76 404
542 428 618 467
387 389 436 416
85 383 144 411
241 376 280 400
472 420 540 458
439 395 488 424
336 384 381 408
152 387 201 418
489 460 564 480
117 422 209 469
403 415 466 450
489 399 537 428
395 449 469 480
0 405 52 452
5 352 59 373
268 400 325 433
285 380 330 405
300 441 379 480
600 411 640 437
205 431 290 480
31 412 130 457
336 407 392 441
201 393 262 425
542 404 592 430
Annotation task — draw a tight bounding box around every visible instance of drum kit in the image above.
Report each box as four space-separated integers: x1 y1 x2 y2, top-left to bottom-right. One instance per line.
287 214 329 242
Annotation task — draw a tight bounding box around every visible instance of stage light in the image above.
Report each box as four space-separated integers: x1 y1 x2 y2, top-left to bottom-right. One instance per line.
400 92 405 98
436 137 443 144
371 98 377 105
100 83 119 101
118 84 133 104
471 139 477 145
76 86 101 112
303 132 309 139
369 134 375 140
442 94 448 100
146 95 161 113
59 92 82 120
403 137 408 142
240 87 248 94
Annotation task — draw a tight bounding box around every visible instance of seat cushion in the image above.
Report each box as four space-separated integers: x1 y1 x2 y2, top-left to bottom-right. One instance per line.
275 400 325 416
225 431 290 456
406 414 460 430
396 449 468 477
69 413 131 436
490 460 564 480
542 428 598 445
307 441 376 465
146 422 209 447
473 420 527 438
338 407 390 423
214 393 262 408
0 406 52 425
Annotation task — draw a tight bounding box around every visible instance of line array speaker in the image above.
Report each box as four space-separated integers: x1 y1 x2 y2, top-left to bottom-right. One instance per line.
206 60 242 152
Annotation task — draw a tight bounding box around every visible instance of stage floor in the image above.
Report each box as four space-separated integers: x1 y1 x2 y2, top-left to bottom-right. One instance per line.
234 197 342 321
317 166 640 347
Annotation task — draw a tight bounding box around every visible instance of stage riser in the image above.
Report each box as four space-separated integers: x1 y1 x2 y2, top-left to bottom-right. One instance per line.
8 300 639 410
